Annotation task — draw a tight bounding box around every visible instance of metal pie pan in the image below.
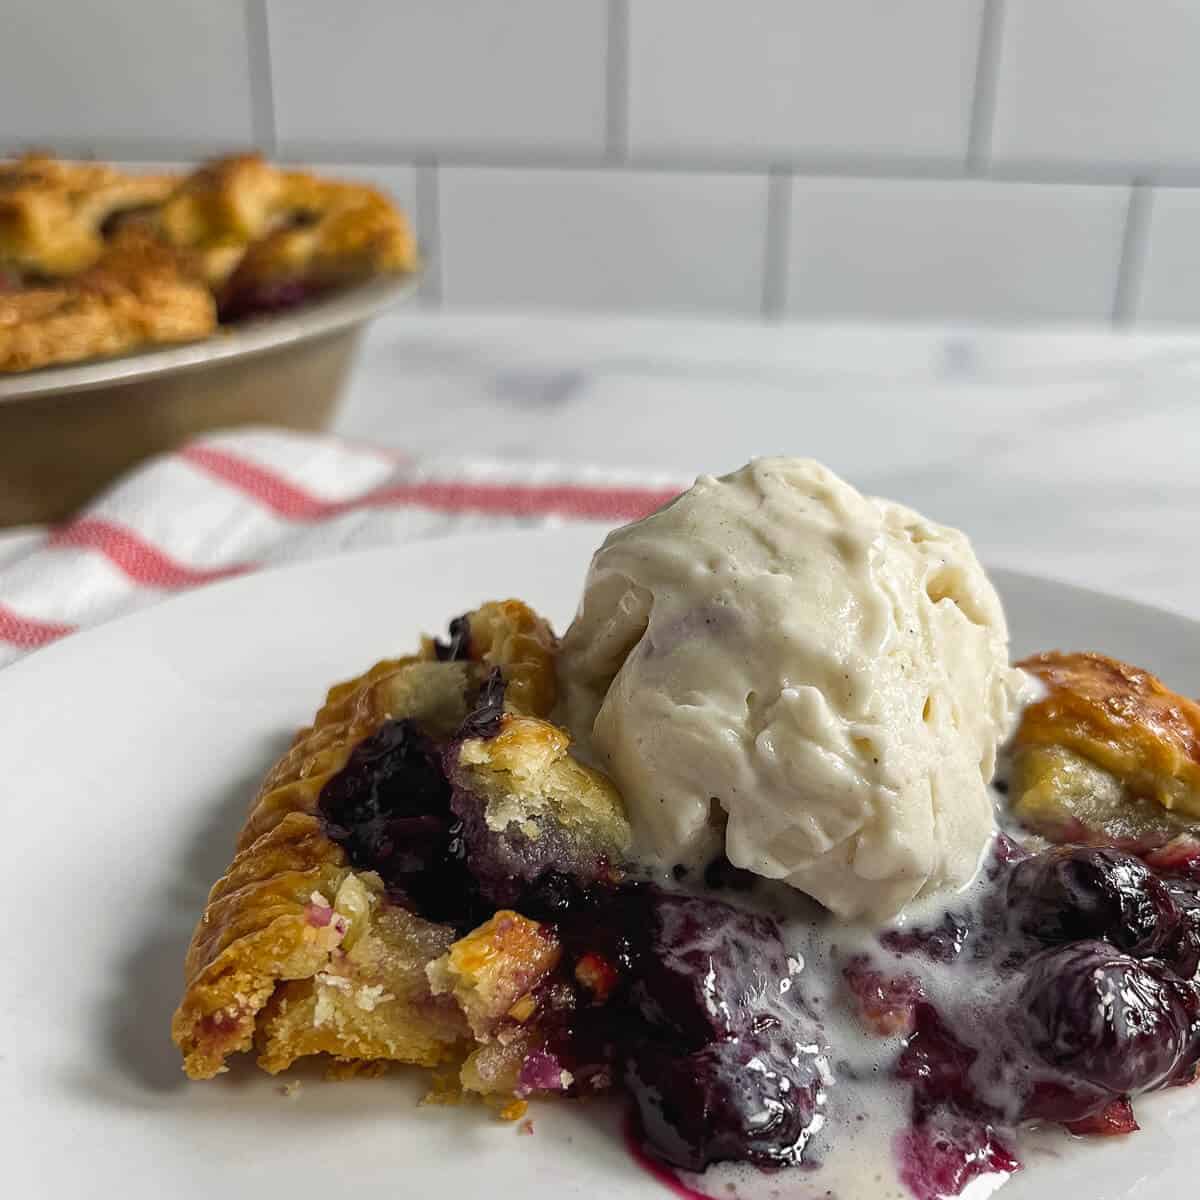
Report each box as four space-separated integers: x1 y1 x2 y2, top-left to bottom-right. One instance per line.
0 272 418 526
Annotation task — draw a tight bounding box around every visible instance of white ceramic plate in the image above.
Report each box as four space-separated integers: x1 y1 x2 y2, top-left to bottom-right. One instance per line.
4 528 1199 1200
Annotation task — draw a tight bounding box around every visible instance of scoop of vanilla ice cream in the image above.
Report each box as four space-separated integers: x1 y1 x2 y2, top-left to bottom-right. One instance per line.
559 458 1027 920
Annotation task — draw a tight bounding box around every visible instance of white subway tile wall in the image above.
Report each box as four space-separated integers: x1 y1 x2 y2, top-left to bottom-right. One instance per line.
3 0 1199 323
267 0 608 157
1 0 256 152
440 167 767 313
627 0 985 163
1132 190 1200 323
989 1 1200 174
785 178 1129 322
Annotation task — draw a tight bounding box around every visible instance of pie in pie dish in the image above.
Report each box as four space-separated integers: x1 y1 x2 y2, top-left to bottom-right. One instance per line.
172 460 1200 1200
0 152 416 372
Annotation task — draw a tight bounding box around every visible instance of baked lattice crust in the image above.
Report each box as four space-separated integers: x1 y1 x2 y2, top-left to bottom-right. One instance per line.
0 151 416 372
0 153 178 277
0 229 215 372
159 153 416 309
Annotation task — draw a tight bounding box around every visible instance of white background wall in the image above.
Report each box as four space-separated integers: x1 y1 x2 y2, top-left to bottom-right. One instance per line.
5 0 1200 324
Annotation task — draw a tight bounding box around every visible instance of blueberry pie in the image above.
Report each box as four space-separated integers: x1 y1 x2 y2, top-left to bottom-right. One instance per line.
173 460 1200 1200
0 151 415 372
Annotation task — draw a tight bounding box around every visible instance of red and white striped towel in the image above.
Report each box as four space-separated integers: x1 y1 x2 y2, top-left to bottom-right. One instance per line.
0 429 687 669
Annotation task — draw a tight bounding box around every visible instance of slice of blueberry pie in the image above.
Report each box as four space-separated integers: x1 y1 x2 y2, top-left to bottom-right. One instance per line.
173 460 1200 1200
173 599 576 1082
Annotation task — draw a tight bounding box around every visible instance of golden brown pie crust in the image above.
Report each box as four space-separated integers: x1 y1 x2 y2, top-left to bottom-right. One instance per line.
171 600 570 1086
1015 650 1200 818
0 229 215 373
0 151 416 373
159 153 416 297
0 153 177 277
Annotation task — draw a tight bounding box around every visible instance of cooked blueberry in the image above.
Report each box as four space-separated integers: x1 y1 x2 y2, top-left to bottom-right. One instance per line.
1163 878 1200 979
561 888 831 1170
446 772 618 908
1060 1097 1139 1137
630 893 800 1047
1005 846 1181 958
218 278 325 322
517 869 590 921
1019 1077 1112 1125
628 1032 825 1171
317 718 483 926
1020 940 1200 1095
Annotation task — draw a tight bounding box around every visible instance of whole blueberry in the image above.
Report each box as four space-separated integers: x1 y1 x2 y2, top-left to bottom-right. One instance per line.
1005 847 1181 958
1163 879 1200 979
628 1032 825 1171
631 893 796 1047
1020 940 1200 1095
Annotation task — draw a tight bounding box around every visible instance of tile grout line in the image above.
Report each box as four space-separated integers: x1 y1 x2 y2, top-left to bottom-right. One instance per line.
965 0 1005 174
94 138 1196 189
605 0 631 160
65 139 1200 194
415 158 444 308
244 0 277 154
1112 181 1152 325
761 169 792 319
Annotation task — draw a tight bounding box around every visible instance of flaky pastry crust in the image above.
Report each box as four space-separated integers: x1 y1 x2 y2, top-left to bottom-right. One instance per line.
172 600 569 1083
0 229 215 372
158 153 416 301
0 153 177 277
1015 652 1200 818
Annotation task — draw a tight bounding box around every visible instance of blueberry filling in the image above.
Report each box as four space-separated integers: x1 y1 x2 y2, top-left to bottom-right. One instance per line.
880 911 971 964
218 279 331 323
317 709 1200 1193
518 883 830 1173
863 842 1200 1142
1004 847 1182 959
317 718 484 927
1019 941 1200 1096
618 893 827 1170
446 784 594 909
